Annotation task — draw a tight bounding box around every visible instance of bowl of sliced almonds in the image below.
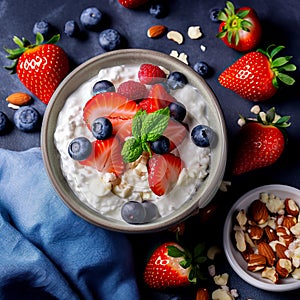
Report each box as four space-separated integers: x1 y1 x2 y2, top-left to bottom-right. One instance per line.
224 184 300 291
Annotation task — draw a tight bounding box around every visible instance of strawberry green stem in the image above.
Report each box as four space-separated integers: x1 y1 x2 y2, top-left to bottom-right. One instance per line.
4 32 60 74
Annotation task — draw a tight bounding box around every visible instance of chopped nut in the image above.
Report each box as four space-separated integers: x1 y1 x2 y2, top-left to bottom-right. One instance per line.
147 25 167 38
285 198 300 217
262 267 279 283
247 254 267 272
212 288 234 300
250 105 261 114
167 30 184 44
214 273 229 286
207 245 222 260
282 215 297 229
236 209 247 229
291 268 300 279
235 230 246 252
187 25 202 39
248 225 264 240
276 258 293 278
264 226 278 242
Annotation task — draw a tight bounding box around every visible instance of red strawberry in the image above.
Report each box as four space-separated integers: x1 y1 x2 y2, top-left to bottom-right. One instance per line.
163 119 188 151
217 1 262 52
118 0 149 9
138 84 175 113
138 98 162 113
138 64 166 85
232 108 290 175
144 241 208 289
147 153 184 196
83 92 139 133
218 45 296 101
79 137 125 176
5 33 69 104
117 80 147 101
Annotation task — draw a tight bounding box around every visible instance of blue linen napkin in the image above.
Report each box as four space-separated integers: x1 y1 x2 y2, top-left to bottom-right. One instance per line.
0 147 140 300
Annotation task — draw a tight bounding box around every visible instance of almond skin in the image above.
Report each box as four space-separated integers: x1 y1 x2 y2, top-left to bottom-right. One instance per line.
196 287 210 300
147 25 167 38
257 241 276 266
248 199 269 224
6 92 31 106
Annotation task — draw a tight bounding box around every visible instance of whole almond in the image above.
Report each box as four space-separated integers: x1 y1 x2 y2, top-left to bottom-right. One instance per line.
248 199 269 224
6 92 31 106
257 241 276 266
147 25 167 38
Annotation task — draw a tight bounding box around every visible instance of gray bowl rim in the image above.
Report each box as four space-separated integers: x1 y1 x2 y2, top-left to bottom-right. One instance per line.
41 48 227 233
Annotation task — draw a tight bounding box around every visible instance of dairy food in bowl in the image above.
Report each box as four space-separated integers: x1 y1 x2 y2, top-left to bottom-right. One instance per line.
42 49 227 232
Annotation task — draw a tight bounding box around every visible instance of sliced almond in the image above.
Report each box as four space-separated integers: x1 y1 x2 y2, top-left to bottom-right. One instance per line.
147 25 167 38
6 92 31 106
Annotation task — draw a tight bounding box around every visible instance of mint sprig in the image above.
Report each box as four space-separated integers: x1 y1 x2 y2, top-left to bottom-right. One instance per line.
121 107 170 163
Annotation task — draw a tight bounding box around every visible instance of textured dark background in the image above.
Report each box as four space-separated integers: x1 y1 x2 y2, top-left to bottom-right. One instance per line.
0 0 300 299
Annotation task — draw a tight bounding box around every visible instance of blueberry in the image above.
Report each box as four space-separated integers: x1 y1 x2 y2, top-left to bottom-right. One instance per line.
191 125 214 147
209 8 221 23
68 137 92 161
142 201 160 222
92 80 115 95
33 20 51 38
0 111 10 134
13 106 40 132
149 3 168 18
99 29 121 51
150 136 170 154
167 72 188 90
168 101 186 122
193 61 211 78
121 201 146 224
64 20 80 37
92 117 113 140
80 7 103 30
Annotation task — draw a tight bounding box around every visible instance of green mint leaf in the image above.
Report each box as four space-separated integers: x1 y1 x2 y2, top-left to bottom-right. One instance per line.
141 107 170 142
132 109 147 138
121 138 143 163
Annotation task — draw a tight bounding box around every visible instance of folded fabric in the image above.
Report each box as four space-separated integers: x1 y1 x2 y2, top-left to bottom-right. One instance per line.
0 147 140 300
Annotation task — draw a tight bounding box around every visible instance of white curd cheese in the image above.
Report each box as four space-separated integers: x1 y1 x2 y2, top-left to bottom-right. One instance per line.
54 65 211 222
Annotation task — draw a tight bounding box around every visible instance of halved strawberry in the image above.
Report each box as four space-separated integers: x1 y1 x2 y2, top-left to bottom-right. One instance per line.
147 153 184 196
83 92 139 133
163 119 189 150
79 136 125 176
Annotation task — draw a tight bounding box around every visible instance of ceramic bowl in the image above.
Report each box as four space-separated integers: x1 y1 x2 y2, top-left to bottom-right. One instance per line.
41 49 227 233
223 184 300 291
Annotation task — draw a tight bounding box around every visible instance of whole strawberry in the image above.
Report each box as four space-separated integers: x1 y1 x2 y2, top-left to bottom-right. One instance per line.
118 0 149 9
5 33 69 104
232 107 290 175
217 1 262 52
144 241 207 289
218 45 296 101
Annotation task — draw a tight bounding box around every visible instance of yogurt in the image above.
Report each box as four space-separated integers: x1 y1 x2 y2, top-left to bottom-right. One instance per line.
54 65 211 222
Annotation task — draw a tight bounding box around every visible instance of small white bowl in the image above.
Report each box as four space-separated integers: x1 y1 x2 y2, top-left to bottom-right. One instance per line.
223 184 300 292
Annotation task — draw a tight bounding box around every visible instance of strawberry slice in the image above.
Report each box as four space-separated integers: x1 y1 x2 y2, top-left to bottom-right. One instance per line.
138 84 176 113
163 119 189 150
138 97 163 113
83 92 139 133
147 153 184 196
79 136 125 176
